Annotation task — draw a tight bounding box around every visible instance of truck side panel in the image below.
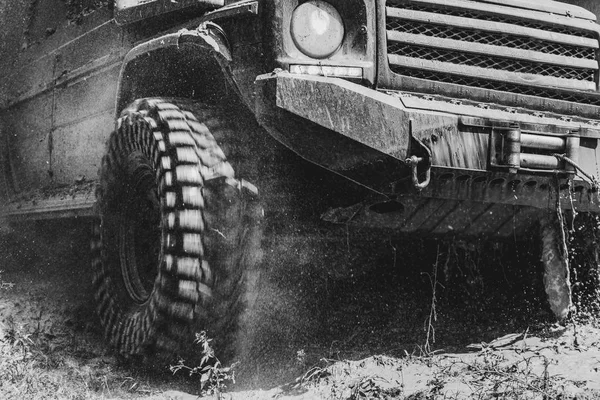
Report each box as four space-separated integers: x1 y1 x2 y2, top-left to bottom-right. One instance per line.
4 97 54 193
52 70 119 183
1 3 125 197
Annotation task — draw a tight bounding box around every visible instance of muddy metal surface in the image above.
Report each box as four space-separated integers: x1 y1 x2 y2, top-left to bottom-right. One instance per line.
1 217 599 399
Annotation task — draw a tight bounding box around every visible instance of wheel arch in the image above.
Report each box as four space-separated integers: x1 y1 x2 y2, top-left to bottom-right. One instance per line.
116 24 241 114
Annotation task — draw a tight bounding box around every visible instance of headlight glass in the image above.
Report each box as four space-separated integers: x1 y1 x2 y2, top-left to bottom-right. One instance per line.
291 1 345 59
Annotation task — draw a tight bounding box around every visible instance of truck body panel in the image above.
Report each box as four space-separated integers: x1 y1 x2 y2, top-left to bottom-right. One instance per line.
1 4 124 210
1 0 600 229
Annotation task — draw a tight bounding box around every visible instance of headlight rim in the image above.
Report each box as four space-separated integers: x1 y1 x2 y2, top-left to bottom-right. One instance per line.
290 0 345 60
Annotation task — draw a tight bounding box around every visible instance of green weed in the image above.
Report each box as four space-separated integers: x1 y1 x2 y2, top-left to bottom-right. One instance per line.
170 331 238 398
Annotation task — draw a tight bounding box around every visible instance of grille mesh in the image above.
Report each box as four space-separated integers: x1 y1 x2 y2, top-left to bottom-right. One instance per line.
386 19 597 60
391 67 600 107
388 44 595 81
386 0 597 39
385 0 600 106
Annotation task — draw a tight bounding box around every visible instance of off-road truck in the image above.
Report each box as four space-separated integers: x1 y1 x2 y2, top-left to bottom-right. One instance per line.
1 0 600 358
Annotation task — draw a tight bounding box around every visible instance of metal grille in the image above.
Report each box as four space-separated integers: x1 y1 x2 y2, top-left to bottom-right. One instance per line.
385 0 600 101
386 0 597 39
386 19 596 60
388 44 594 81
391 67 600 107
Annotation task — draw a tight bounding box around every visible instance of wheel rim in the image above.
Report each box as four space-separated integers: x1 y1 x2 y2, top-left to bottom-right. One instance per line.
118 154 161 304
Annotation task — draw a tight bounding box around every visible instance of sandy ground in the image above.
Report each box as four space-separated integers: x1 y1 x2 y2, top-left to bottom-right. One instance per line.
0 219 599 399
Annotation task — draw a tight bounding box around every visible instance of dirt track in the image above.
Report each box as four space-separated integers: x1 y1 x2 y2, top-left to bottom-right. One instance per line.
1 218 599 399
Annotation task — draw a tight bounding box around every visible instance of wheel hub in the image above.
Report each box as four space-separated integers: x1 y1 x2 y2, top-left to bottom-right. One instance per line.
119 154 161 304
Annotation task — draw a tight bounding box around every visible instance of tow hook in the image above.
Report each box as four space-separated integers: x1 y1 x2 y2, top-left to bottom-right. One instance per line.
406 155 431 191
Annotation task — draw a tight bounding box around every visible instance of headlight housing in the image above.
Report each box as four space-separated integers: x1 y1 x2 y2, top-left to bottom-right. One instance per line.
290 1 345 59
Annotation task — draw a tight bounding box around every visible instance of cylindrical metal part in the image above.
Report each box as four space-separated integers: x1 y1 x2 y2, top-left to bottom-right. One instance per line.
565 136 580 173
521 133 565 151
504 128 521 168
520 153 560 169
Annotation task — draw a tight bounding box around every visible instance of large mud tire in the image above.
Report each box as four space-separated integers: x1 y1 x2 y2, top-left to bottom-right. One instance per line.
540 214 572 321
91 98 262 358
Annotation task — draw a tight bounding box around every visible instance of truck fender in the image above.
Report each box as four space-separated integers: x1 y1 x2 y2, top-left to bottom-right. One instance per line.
115 23 238 113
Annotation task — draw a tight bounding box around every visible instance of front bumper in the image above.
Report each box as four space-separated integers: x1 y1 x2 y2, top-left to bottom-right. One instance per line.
255 71 600 213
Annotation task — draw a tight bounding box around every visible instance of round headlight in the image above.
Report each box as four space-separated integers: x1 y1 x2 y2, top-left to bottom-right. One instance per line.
291 1 344 59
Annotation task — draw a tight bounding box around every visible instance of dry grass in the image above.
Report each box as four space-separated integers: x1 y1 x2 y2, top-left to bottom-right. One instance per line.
0 320 156 399
284 329 600 400
0 291 163 400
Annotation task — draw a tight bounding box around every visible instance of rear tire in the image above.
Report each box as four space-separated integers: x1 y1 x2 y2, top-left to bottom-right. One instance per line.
91 98 262 358
540 214 572 321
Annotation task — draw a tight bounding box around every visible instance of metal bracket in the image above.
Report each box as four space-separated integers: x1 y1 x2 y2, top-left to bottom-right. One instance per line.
406 155 431 191
406 120 432 191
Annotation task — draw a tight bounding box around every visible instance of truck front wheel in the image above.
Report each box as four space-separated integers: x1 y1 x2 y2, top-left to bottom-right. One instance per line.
91 98 261 358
